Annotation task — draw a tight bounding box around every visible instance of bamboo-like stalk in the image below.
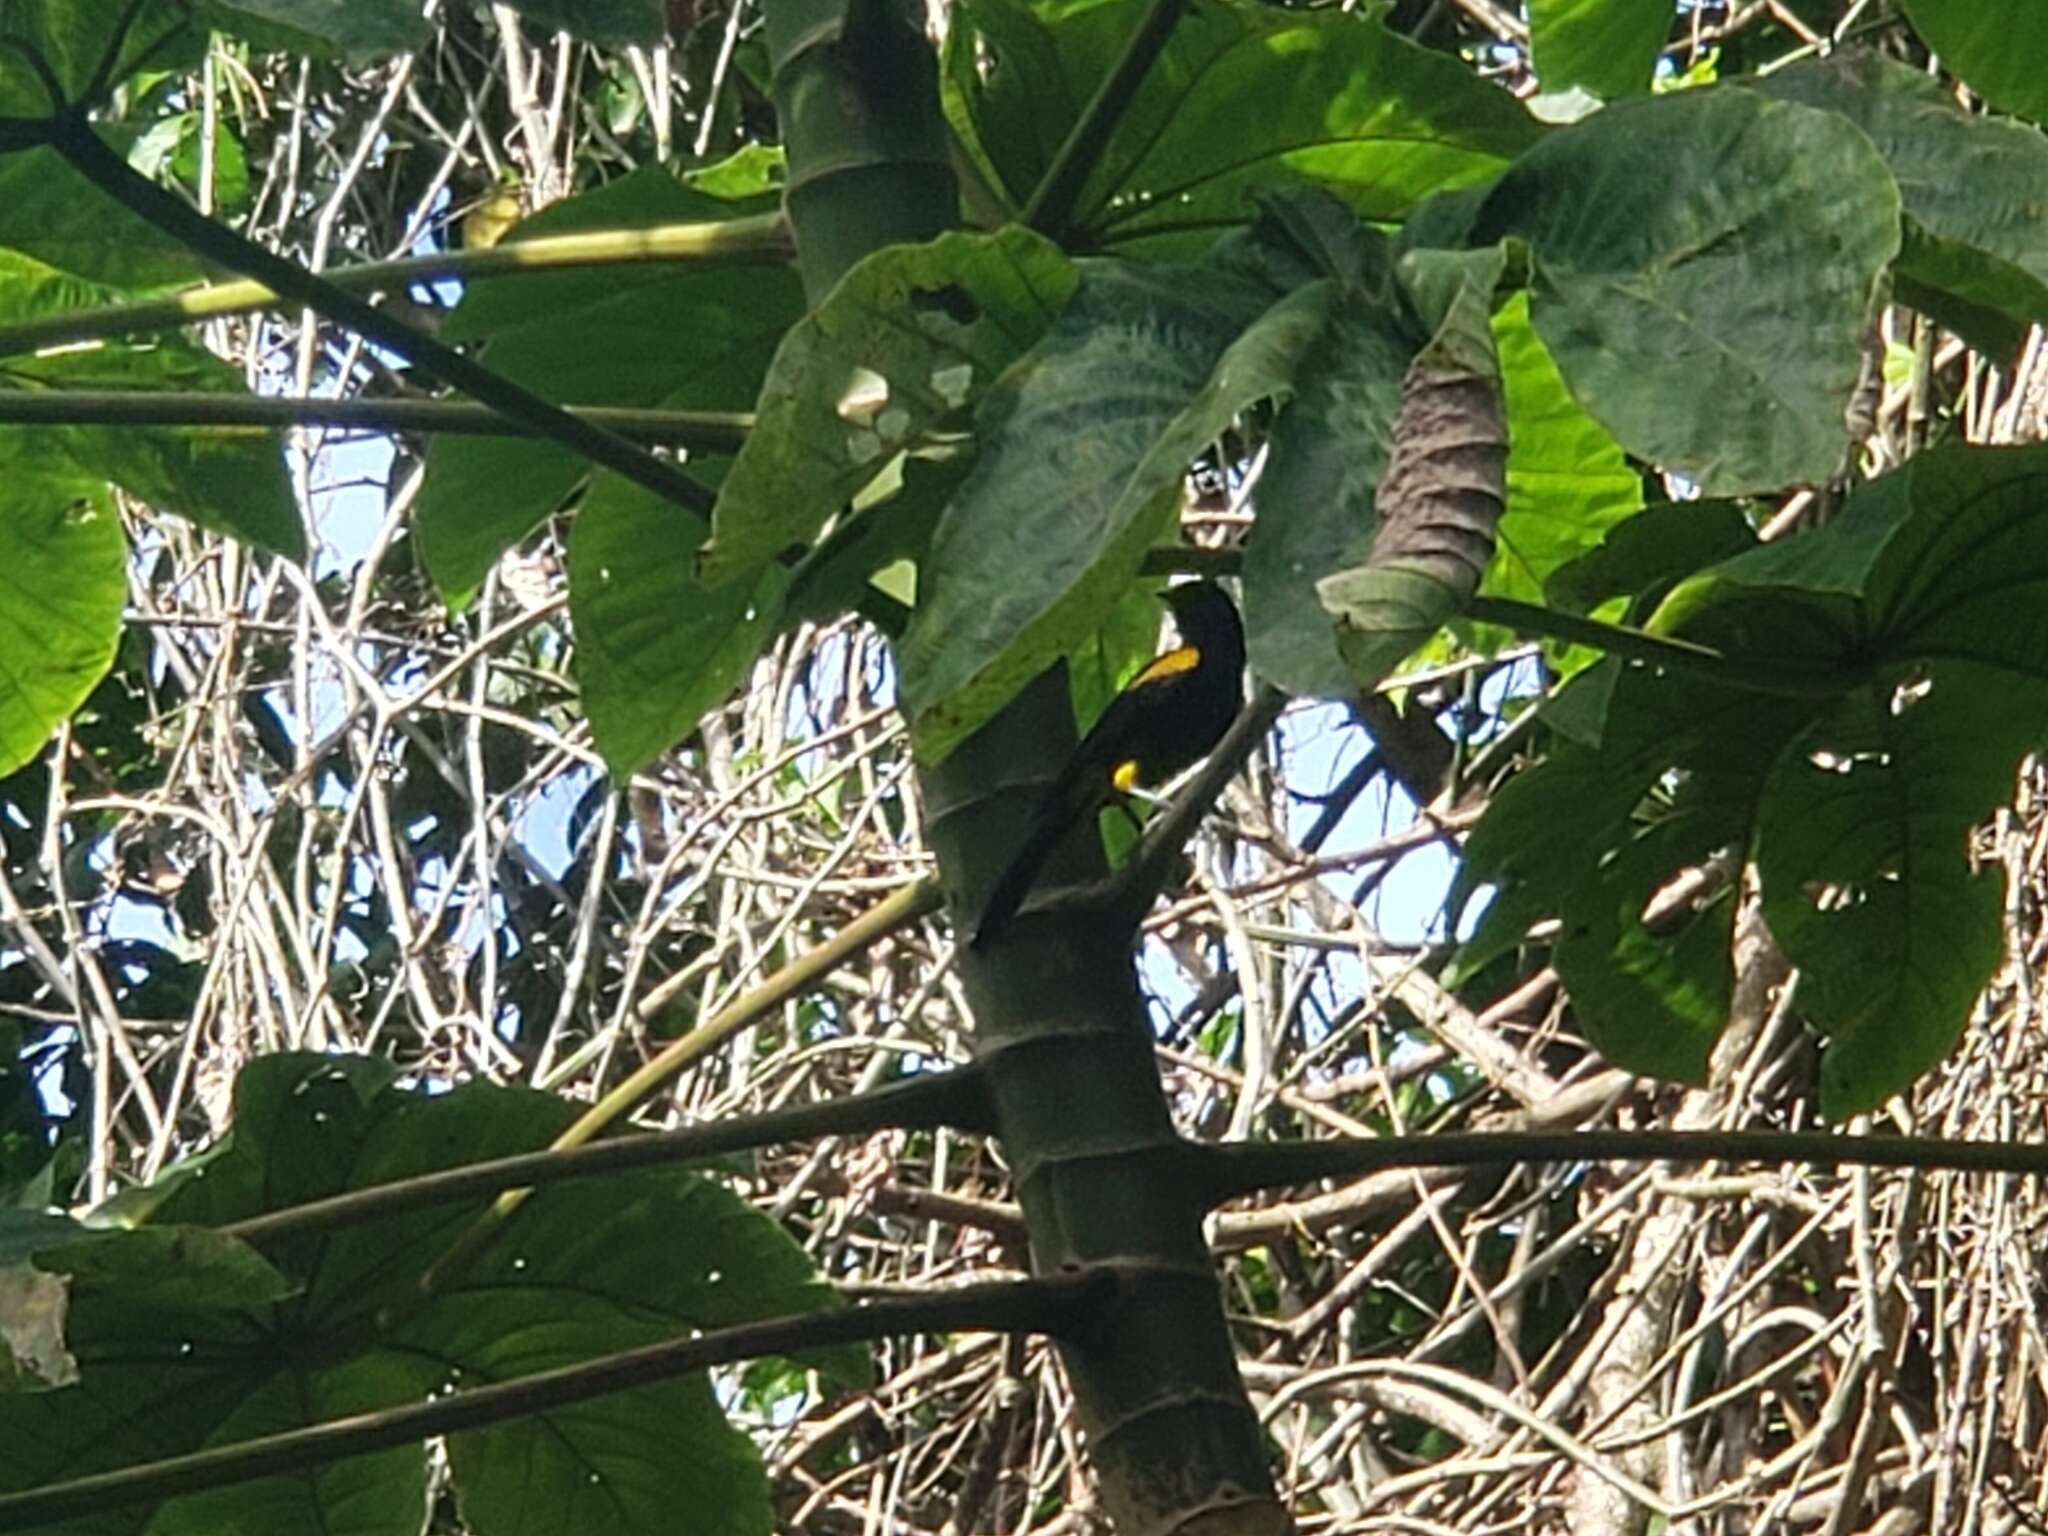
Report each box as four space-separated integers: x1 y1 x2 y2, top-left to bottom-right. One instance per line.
0 215 790 359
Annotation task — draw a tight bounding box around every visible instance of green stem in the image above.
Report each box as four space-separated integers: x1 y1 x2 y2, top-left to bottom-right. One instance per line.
44 114 718 516
0 215 790 359
0 388 752 452
221 1066 987 1248
419 875 948 1290
1465 594 1856 697
1021 0 1188 243
0 1273 1105 1532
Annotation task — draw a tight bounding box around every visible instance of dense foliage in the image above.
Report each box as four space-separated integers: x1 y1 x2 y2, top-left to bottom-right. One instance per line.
2 0 2047 1532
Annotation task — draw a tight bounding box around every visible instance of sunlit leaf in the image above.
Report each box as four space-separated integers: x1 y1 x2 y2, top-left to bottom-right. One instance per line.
0 462 122 778
571 465 785 777
1898 0 2048 126
943 0 1538 253
1529 0 1669 100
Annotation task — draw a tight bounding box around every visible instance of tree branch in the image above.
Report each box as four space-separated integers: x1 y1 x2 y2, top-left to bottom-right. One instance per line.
1192 1127 2048 1209
0 215 790 359
422 875 949 1286
0 390 752 451
43 112 720 516
222 1063 989 1247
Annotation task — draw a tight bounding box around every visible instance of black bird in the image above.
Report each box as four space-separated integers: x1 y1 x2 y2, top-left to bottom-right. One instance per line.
972 581 1245 947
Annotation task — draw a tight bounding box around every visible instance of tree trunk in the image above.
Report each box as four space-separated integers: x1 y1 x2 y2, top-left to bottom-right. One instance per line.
764 1 1290 1528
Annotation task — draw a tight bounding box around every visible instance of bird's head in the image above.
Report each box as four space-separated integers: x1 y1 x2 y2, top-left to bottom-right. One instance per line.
1162 580 1244 659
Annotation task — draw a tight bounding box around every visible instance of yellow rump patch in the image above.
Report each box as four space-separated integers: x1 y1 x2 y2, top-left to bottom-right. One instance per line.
1132 645 1200 686
1111 758 1143 793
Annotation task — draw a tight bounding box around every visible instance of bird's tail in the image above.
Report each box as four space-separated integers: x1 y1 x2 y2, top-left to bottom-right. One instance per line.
971 767 1100 947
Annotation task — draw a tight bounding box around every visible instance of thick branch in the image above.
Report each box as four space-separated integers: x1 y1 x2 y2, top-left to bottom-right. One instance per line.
0 1273 1103 1532
1194 1127 2048 1209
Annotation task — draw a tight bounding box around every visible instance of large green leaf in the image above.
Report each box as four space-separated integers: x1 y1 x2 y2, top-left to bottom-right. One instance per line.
942 0 1539 253
1529 0 1669 100
1756 52 2048 358
941 0 1084 223
0 1054 860 1536
1232 196 1413 696
0 246 114 331
1464 671 1772 1085
1 280 302 559
0 0 198 115
570 466 786 777
0 460 123 777
1846 446 2048 681
0 1310 263 1534
0 149 203 291
1457 444 2048 1113
1451 657 1824 1083
315 1073 865 1385
1240 290 1412 696
697 226 1075 587
1758 670 2022 1117
1899 0 2048 127
899 256 1290 764
1544 500 1757 618
151 1355 438 1536
450 1365 759 1536
36 1227 293 1313
430 1164 856 1536
417 166 800 599
0 22 223 312
1665 444 2048 1110
1476 87 1899 495
32 1215 412 1535
1477 290 1641 666
111 1054 397 1250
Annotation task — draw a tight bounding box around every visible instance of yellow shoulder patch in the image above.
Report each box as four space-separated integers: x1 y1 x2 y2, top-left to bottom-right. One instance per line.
1132 645 1200 686
1111 758 1143 793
